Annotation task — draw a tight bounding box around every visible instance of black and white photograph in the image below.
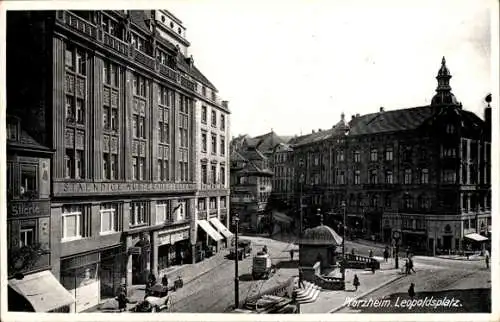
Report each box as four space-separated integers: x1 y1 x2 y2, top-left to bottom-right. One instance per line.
1 0 498 321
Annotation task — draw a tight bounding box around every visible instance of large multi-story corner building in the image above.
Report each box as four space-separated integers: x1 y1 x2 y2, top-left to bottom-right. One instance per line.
7 9 230 312
291 58 491 254
271 143 295 209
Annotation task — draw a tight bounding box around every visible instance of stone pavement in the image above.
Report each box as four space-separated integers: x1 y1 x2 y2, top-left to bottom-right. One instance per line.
436 254 485 261
300 256 404 313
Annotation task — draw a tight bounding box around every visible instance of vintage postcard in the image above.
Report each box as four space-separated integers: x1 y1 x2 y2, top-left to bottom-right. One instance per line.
0 0 498 322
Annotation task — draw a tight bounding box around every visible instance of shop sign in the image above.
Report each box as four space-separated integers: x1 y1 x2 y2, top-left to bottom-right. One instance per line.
129 247 142 255
54 181 196 196
158 229 189 246
8 201 50 218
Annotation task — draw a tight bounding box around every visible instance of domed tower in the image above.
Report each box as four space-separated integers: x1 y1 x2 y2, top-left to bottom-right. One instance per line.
431 57 460 106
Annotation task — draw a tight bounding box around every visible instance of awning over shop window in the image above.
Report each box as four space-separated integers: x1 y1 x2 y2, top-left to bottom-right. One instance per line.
8 270 75 312
272 211 294 224
197 220 224 241
464 233 489 242
209 218 234 238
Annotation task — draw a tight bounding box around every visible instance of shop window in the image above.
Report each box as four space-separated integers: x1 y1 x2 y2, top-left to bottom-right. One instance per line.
100 203 118 234
198 199 206 211
20 164 37 198
220 196 227 208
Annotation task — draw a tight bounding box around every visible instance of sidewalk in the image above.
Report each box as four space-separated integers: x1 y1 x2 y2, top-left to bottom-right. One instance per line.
300 256 404 313
436 254 485 261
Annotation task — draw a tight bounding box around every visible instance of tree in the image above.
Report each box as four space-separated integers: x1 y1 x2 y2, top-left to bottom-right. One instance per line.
8 243 47 277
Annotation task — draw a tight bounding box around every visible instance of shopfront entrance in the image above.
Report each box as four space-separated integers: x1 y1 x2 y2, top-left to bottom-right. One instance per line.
131 237 151 285
157 227 190 274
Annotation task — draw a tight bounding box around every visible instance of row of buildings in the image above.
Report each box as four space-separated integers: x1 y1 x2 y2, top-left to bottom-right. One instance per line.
230 57 492 256
6 10 233 313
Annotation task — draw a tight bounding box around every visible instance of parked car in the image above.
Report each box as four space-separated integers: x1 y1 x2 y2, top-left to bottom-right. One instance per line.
229 239 252 260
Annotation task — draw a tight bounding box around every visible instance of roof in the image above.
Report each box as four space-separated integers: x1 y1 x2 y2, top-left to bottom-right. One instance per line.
238 161 273 176
252 131 291 152
230 150 248 162
291 124 346 147
129 10 152 34
299 225 343 246
347 106 435 136
8 129 51 153
240 147 268 161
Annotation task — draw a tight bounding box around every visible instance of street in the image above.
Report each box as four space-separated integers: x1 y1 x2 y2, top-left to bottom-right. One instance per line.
337 253 490 313
170 236 297 312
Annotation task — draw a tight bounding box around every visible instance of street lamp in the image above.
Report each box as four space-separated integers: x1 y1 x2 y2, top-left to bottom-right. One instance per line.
341 201 346 282
232 213 240 308
393 230 400 269
298 158 305 237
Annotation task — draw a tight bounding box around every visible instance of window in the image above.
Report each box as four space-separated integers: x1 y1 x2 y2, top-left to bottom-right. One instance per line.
211 134 217 155
175 200 188 221
441 169 456 184
463 219 469 229
385 170 393 184
385 146 393 161
20 164 37 197
156 201 170 225
179 97 190 182
420 196 431 209
7 121 18 141
339 171 345 185
220 114 225 131
201 132 207 152
210 197 217 209
132 157 138 180
202 86 207 96
211 110 217 127
103 152 118 180
354 170 360 185
76 99 85 124
353 151 361 163
370 149 378 162
337 150 344 162
201 106 207 124
385 194 391 207
130 202 148 226
403 195 413 209
420 168 429 184
446 124 455 134
441 146 456 158
64 148 85 179
370 195 378 208
220 196 227 208
65 45 74 70
404 168 412 184
159 85 171 107
220 166 226 185
103 106 110 130
75 49 86 75
62 205 87 241
139 157 145 180
133 74 146 97
369 169 378 184
198 199 206 211
19 223 35 247
211 165 217 184
103 61 119 87
201 163 208 184
131 33 146 53
100 204 118 234
220 137 225 156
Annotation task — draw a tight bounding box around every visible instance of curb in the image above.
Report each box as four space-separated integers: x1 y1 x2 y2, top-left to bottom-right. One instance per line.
328 273 405 313
435 256 483 262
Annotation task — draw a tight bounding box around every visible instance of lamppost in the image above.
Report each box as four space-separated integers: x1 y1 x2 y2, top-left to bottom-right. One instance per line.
393 230 400 269
233 213 240 308
299 158 305 237
341 201 346 282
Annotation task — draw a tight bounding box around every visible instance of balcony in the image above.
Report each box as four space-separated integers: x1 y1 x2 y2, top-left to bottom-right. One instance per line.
362 183 399 190
209 209 218 217
103 33 128 56
159 63 179 82
56 11 97 39
134 50 156 70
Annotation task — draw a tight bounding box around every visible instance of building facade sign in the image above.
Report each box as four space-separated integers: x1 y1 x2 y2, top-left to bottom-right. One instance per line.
53 182 197 196
7 201 50 218
158 227 190 246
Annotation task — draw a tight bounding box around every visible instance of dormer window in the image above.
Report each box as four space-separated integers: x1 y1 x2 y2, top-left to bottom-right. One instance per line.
7 121 18 141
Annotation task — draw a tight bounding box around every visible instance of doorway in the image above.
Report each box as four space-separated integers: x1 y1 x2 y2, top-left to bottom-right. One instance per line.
443 235 452 250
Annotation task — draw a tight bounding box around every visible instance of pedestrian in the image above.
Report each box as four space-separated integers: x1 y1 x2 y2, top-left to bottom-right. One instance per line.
161 274 169 287
404 258 410 275
409 257 416 274
371 262 376 274
353 274 360 291
351 248 356 255
383 247 389 262
408 283 415 299
298 268 305 288
263 245 268 254
485 249 490 269
406 246 410 258
369 249 373 258
149 272 157 286
289 249 294 261
117 290 129 312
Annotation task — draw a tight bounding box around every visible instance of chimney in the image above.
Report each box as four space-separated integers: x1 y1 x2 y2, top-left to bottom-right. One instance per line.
221 100 229 109
312 130 315 133
485 93 492 140
356 113 360 118
351 115 355 121
380 107 385 112
341 112 345 122
318 128 322 132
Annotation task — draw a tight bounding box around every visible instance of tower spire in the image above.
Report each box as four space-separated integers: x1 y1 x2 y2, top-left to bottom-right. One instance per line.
431 56 458 106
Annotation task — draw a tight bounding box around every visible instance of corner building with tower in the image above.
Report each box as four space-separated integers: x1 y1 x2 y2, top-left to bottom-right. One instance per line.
6 10 230 312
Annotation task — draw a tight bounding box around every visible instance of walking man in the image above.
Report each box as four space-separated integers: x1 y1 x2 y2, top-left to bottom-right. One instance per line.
353 274 360 291
290 249 294 261
117 289 129 312
383 247 389 263
409 257 416 274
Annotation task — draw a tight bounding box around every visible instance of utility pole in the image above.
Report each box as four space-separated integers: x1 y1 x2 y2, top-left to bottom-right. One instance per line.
233 214 240 309
299 158 304 237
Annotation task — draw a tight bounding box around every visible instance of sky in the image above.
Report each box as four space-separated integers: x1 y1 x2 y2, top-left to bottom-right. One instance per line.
1 0 495 139
164 0 494 138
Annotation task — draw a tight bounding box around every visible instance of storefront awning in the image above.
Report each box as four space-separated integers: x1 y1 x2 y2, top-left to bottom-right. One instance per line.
209 218 234 238
8 270 75 312
464 233 488 242
197 220 224 241
272 211 293 224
